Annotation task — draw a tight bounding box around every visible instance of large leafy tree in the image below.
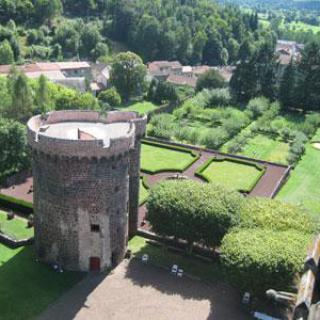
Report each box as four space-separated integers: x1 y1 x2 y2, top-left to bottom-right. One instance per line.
34 0 62 24
35 75 50 114
279 60 296 110
230 59 258 102
110 52 147 102
296 42 320 111
196 69 225 92
0 40 14 64
0 118 30 179
6 70 34 122
147 180 243 252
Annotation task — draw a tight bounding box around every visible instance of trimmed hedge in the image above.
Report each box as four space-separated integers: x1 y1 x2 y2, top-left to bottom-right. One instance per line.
139 176 150 206
239 198 317 233
220 228 312 296
195 157 266 193
146 180 244 250
0 193 33 215
141 140 200 174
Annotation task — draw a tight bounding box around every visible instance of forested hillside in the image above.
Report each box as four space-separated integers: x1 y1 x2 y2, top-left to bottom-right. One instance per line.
0 0 275 65
219 0 320 11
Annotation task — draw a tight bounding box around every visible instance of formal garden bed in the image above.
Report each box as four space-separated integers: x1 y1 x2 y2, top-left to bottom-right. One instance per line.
195 157 265 193
238 134 290 165
141 140 199 174
0 210 33 241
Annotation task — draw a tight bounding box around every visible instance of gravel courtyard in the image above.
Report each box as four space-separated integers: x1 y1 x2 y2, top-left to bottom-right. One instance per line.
39 259 248 320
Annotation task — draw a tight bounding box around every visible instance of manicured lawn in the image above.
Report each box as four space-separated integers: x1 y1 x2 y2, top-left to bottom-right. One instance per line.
240 134 289 164
0 244 83 320
141 143 197 173
128 236 222 282
122 102 158 115
199 159 263 192
277 130 320 217
139 178 149 205
0 211 33 240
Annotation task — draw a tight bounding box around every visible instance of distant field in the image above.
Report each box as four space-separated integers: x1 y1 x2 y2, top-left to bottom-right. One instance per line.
199 159 263 192
121 102 158 115
239 134 289 164
141 143 196 174
278 129 320 217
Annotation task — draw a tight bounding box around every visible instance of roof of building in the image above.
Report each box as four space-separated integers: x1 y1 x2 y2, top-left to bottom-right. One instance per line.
148 60 182 73
167 74 197 87
182 66 193 73
0 61 91 75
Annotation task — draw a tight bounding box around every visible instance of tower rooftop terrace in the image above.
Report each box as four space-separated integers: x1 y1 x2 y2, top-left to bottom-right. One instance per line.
38 122 131 147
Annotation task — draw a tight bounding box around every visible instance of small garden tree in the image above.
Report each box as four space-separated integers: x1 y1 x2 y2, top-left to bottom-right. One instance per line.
98 87 122 107
146 180 243 251
220 228 312 296
196 69 225 92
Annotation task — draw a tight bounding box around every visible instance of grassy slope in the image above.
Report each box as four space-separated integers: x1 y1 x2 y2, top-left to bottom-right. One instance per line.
0 212 33 240
0 245 83 320
141 143 195 173
122 102 158 115
139 178 149 205
201 160 262 191
239 134 289 164
277 129 320 217
129 236 222 282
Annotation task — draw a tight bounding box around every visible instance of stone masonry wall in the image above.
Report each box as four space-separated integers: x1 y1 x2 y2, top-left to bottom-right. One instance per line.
28 110 146 272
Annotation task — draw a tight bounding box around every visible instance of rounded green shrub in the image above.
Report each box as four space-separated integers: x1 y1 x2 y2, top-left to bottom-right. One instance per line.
240 198 317 233
146 180 243 250
220 228 312 295
98 87 121 107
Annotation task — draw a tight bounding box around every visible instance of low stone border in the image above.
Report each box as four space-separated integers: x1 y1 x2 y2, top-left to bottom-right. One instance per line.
0 232 34 248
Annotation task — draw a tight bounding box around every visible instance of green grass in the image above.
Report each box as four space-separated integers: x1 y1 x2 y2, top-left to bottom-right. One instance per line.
139 178 149 205
141 143 196 174
128 236 222 282
277 129 320 217
285 21 320 33
0 212 33 240
240 134 289 164
199 159 263 192
0 244 84 320
122 102 158 115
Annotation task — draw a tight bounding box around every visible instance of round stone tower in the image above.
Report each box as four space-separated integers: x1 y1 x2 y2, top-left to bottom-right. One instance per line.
27 110 146 271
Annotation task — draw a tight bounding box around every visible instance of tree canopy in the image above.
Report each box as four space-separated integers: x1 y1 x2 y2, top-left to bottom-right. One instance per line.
110 52 147 102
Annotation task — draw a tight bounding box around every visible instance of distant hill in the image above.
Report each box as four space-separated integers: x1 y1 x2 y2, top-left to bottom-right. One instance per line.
218 0 320 11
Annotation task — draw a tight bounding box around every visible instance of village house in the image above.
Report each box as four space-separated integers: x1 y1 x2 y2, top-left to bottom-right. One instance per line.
0 61 110 94
147 60 235 88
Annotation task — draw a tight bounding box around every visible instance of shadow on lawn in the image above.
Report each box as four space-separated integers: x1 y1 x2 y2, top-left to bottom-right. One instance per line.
0 245 84 320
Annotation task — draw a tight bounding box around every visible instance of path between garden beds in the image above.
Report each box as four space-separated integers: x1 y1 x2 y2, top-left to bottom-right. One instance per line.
139 149 289 230
142 150 288 198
